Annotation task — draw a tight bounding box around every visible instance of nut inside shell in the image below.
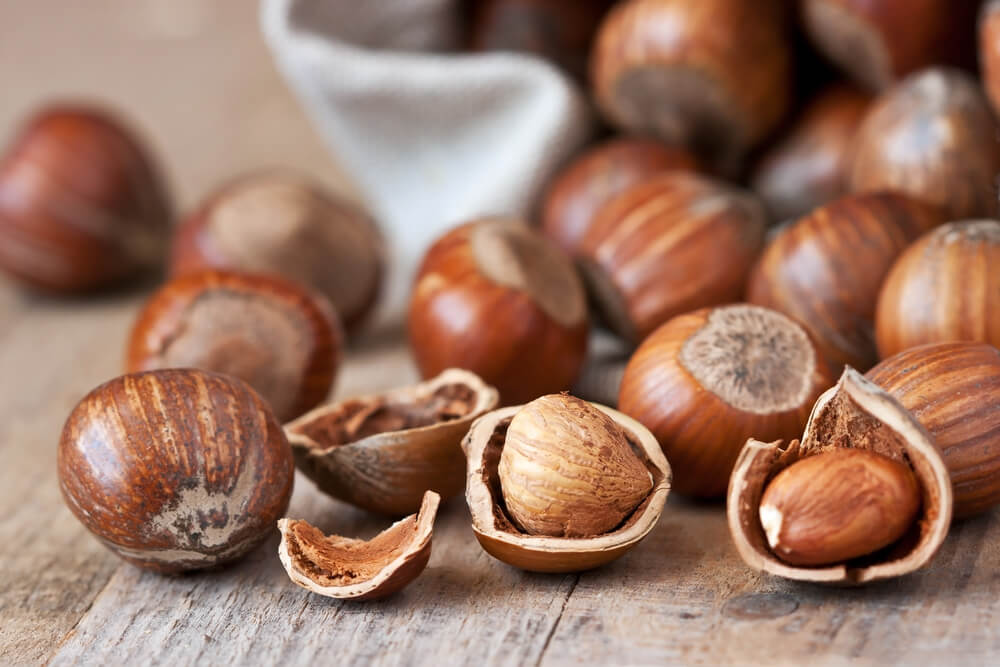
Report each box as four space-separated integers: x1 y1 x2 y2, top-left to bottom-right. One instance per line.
728 368 952 585
286 369 499 516
463 401 671 573
278 490 439 601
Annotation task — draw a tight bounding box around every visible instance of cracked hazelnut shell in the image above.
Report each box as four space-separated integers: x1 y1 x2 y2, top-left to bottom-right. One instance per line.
286 369 499 516
540 137 699 255
875 221 1000 358
58 369 294 573
278 490 439 601
170 173 383 332
408 219 588 405
578 172 766 344
591 0 792 174
867 342 1000 518
848 68 1000 221
0 105 171 292
127 269 343 423
747 192 942 372
619 304 833 498
464 399 670 572
728 368 952 585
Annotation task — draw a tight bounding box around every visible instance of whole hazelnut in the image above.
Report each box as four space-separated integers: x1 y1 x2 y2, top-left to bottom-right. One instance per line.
619 304 833 498
540 137 699 255
126 270 343 423
577 172 766 344
590 0 792 174
0 105 171 292
876 221 1000 358
802 0 978 91
57 369 294 573
750 84 872 222
848 68 1000 221
408 219 588 405
170 173 383 332
867 342 1000 518
747 192 942 372
980 1 1000 116
499 394 653 537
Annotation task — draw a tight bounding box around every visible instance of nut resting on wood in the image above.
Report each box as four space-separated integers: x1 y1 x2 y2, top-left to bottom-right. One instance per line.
728 368 952 585
286 369 499 516
463 394 671 572
278 491 440 601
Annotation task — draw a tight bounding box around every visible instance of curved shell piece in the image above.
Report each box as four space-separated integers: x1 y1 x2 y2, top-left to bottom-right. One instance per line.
286 369 499 516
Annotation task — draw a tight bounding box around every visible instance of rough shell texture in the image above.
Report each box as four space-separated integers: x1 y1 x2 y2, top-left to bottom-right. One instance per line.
867 342 1000 518
57 369 294 573
728 368 952 585
747 191 942 372
578 172 766 343
278 490 439 601
170 172 383 332
980 1 1000 116
286 369 499 516
619 305 834 497
875 220 1000 357
408 219 588 405
126 269 343 423
590 0 791 174
540 137 699 254
848 68 1000 221
464 401 671 573
0 106 171 292
751 84 872 222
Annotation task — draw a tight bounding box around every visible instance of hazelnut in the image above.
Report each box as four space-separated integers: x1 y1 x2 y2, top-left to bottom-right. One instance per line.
0 105 171 292
590 0 792 173
802 0 978 91
577 172 766 344
747 192 942 372
278 491 439 601
867 342 1000 518
463 397 670 572
408 219 588 405
540 137 699 255
759 449 921 567
57 369 294 573
875 221 1000 358
728 368 952 585
750 84 872 222
126 269 343 423
619 304 833 498
286 369 499 516
170 172 383 332
848 68 1000 221
498 394 653 537
980 1 1000 116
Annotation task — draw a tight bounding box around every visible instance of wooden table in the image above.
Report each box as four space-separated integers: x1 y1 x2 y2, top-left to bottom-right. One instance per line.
3 3 1000 666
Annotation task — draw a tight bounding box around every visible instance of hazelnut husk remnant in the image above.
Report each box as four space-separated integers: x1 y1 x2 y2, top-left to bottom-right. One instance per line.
409 219 588 405
747 192 942 372
126 269 343 423
728 368 952 585
875 221 1000 358
463 397 670 572
278 491 439 601
0 105 171 292
170 173 383 332
286 369 499 516
867 342 1000 519
58 369 294 573
848 68 1000 221
619 304 833 498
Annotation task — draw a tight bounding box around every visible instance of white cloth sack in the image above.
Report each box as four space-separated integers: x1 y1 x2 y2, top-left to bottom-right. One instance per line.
260 0 598 325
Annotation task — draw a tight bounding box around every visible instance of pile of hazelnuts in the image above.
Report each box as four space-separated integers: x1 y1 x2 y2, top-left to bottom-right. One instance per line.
3 0 1000 590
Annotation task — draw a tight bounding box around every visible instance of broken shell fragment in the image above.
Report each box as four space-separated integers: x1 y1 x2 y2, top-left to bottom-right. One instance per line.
278 490 439 601
285 369 499 516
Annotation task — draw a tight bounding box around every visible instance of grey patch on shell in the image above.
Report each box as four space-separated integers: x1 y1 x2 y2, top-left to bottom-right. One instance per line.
934 219 1000 244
